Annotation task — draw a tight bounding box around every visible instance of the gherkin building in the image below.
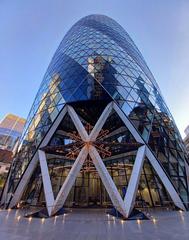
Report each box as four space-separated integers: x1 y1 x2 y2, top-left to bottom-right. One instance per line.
1 14 189 218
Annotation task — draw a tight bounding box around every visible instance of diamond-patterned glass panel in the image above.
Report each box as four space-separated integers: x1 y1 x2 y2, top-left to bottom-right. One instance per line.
4 14 189 209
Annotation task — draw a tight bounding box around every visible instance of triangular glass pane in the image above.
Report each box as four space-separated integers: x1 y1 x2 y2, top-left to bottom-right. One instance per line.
136 158 173 209
21 163 45 207
41 113 84 198
71 100 110 127
91 107 142 200
98 108 141 159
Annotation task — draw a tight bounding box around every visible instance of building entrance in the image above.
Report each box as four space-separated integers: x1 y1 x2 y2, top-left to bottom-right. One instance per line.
65 159 112 208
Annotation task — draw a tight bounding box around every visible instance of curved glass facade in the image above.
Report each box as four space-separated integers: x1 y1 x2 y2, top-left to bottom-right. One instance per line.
2 14 189 212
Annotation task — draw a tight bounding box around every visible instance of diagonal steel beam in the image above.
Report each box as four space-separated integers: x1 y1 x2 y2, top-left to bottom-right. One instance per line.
124 145 146 216
89 102 113 141
113 102 186 211
89 145 127 217
38 150 55 216
51 146 88 215
8 154 38 208
113 103 144 144
67 105 89 141
145 148 186 210
8 105 68 209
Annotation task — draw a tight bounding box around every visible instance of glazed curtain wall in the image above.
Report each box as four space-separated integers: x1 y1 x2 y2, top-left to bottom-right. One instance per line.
4 15 188 207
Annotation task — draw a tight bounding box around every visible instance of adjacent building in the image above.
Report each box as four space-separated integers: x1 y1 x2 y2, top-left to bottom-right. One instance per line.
0 114 25 152
0 114 25 191
1 15 189 218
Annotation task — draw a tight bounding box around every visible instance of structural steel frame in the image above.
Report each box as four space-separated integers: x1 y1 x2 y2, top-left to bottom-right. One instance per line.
2 102 186 217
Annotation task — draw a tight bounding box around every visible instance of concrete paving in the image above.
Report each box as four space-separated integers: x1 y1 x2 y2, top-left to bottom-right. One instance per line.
0 208 189 240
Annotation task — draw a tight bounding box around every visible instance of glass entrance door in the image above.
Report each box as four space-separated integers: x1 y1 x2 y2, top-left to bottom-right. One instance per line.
73 172 104 207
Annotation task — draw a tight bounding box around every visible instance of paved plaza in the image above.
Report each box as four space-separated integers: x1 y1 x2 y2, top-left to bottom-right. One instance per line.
0 208 189 240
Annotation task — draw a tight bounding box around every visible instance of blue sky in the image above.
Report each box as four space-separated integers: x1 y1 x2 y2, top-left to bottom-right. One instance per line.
0 0 189 137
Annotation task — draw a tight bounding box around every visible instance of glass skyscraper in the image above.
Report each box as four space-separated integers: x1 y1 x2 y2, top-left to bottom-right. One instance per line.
0 114 25 151
0 114 26 194
1 15 189 218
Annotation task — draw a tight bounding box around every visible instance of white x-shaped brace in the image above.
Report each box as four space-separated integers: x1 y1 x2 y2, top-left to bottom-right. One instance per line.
3 102 185 215
37 102 186 217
